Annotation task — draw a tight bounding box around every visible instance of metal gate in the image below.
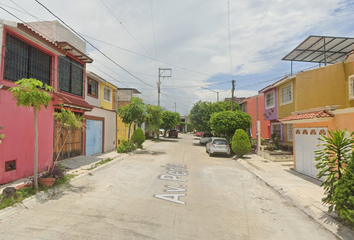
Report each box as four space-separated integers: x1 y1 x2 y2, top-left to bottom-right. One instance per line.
85 119 103 156
294 127 327 179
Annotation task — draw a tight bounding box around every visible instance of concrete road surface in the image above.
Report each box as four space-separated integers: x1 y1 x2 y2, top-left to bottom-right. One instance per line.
0 134 337 240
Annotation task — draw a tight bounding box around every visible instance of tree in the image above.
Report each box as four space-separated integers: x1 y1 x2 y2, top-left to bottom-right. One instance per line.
145 105 163 139
333 153 354 225
315 129 354 213
117 96 145 140
9 78 53 189
131 128 145 148
232 129 251 157
210 111 251 139
189 100 240 132
161 111 179 137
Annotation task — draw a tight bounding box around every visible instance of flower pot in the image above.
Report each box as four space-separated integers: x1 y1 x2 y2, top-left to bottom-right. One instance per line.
38 177 55 187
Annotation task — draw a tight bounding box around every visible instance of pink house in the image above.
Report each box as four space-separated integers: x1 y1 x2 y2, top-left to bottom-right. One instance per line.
0 20 93 184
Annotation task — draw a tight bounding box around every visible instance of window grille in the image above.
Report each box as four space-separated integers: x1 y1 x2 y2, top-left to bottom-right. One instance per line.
266 91 274 108
88 79 98 97
287 124 293 142
280 83 292 104
58 56 83 96
4 33 51 85
103 87 111 102
272 124 281 138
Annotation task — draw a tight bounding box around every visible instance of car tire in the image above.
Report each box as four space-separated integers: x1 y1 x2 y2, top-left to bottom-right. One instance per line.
209 151 213 157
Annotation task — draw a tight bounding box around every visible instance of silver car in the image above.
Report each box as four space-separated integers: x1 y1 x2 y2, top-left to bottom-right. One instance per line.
206 138 231 157
199 133 213 145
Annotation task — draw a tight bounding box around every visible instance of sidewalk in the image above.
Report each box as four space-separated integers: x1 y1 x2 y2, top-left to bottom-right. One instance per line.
238 154 354 240
0 139 157 194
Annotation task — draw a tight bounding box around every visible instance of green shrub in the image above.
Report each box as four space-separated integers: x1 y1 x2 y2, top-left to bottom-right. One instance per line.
131 128 145 148
116 138 136 153
333 154 354 225
232 129 251 158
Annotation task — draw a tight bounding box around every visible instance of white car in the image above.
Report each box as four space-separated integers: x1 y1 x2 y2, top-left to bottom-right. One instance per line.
206 138 231 157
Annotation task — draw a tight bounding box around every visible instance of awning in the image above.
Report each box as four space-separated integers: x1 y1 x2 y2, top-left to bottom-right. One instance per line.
57 41 93 63
54 92 93 111
282 35 354 64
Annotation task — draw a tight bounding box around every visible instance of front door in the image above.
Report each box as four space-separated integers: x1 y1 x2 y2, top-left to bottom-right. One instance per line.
86 119 103 156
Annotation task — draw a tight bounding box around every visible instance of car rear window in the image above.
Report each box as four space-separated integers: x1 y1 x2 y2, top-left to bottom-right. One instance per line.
203 133 213 137
214 140 227 145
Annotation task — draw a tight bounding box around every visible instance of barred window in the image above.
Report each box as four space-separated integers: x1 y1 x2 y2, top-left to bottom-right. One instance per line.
59 56 83 96
103 86 111 102
280 83 292 105
265 91 275 109
88 78 98 97
287 124 293 142
4 33 51 85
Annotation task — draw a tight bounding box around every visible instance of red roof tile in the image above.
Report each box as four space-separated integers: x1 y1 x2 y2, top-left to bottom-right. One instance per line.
54 92 93 110
279 111 332 122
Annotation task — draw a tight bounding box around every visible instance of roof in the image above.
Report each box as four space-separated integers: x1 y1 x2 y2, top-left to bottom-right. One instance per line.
279 111 332 122
117 88 141 94
54 92 93 111
57 41 93 63
259 75 295 93
282 35 354 64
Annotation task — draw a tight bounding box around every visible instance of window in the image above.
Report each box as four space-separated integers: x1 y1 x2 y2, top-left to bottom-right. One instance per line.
349 75 354 100
103 86 111 102
280 82 293 105
265 91 275 109
241 103 247 113
272 124 281 140
4 33 51 85
87 78 98 98
59 56 83 96
287 124 293 142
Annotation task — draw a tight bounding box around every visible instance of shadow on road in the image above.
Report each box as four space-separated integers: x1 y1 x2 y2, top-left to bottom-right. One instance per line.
284 169 321 186
134 150 167 155
192 143 204 147
158 138 179 142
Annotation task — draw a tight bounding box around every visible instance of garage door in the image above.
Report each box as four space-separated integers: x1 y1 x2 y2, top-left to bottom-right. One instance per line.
294 127 327 179
86 119 103 156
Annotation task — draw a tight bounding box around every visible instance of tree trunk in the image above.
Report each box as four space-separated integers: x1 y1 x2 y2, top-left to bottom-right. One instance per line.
128 122 132 140
34 108 39 189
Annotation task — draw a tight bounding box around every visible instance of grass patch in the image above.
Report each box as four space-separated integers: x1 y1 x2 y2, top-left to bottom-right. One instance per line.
87 158 114 170
0 174 76 210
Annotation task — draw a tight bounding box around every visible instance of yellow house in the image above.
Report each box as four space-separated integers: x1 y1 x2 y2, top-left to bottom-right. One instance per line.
116 88 141 147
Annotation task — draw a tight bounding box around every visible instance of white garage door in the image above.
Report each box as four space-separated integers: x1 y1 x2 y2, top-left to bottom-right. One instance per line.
294 127 327 179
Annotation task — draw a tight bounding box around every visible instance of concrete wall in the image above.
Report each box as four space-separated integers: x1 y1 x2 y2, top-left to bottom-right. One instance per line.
296 62 354 110
117 90 133 102
86 108 117 152
26 21 86 53
85 76 101 107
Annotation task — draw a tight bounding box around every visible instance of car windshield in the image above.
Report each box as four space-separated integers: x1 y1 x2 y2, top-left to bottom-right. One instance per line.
214 140 227 145
203 133 213 137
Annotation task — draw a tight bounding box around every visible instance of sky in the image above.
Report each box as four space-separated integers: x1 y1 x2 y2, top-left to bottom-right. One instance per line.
0 0 354 115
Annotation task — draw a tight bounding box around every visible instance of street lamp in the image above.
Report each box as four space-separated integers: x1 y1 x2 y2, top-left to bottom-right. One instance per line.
201 87 219 102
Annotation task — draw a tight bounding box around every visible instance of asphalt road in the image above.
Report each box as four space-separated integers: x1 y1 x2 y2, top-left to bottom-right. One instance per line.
0 134 337 240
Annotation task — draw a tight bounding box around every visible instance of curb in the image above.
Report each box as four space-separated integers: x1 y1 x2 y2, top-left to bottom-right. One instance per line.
0 140 157 222
237 158 354 240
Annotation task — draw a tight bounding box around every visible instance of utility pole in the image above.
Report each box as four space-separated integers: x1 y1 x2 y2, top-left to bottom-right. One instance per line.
174 102 176 112
231 80 235 111
157 68 172 107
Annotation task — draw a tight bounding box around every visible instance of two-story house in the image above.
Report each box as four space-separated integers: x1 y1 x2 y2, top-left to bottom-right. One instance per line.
84 71 118 156
263 35 354 178
240 94 270 140
0 20 93 184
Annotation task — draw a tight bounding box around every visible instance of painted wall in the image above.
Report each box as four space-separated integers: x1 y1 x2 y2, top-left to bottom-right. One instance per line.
263 88 278 121
244 94 270 139
0 90 54 184
277 79 296 119
296 62 354 110
85 77 101 107
86 108 117 152
100 82 114 110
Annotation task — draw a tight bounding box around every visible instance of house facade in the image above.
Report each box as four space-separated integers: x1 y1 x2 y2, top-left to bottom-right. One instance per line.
85 72 117 156
240 94 270 140
0 20 92 184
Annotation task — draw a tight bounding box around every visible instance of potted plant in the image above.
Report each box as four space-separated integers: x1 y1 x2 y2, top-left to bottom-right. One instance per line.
38 163 67 187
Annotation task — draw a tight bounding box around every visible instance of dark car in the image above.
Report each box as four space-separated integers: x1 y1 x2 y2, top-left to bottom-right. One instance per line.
168 129 178 138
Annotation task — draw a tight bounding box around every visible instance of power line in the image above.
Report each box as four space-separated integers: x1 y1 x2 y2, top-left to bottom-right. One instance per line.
149 0 158 59
99 0 152 57
35 0 156 90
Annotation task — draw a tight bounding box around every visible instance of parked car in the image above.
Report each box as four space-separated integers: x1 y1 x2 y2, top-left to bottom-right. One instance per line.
199 133 213 145
206 138 231 157
196 132 204 137
168 129 178 138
